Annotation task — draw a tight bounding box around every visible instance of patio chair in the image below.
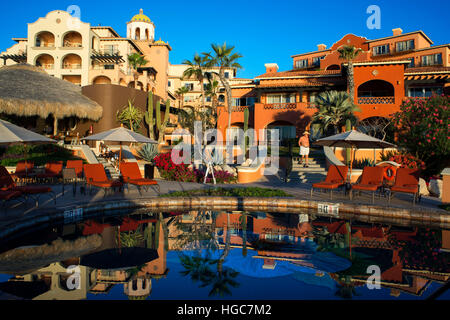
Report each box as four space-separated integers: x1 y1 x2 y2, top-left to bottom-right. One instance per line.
36 161 63 183
0 165 55 207
119 162 160 195
11 161 35 183
310 165 348 200
66 160 84 179
350 166 384 204
83 164 123 196
388 168 420 205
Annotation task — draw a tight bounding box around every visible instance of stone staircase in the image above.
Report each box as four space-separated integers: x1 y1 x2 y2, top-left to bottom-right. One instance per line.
97 157 120 180
289 148 327 184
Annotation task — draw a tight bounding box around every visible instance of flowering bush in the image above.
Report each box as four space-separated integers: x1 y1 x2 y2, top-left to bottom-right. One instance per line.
154 153 236 184
392 94 449 176
154 153 196 182
388 153 426 170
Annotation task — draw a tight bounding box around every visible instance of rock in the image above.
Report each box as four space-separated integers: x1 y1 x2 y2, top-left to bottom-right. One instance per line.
419 178 429 196
428 179 443 198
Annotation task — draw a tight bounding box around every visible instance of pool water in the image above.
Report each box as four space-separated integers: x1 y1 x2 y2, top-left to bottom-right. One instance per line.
0 210 449 300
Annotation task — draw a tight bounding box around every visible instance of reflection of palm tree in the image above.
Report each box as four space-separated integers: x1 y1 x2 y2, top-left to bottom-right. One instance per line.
179 212 240 297
239 213 250 257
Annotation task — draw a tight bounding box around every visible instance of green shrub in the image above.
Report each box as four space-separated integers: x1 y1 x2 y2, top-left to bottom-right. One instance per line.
161 187 293 198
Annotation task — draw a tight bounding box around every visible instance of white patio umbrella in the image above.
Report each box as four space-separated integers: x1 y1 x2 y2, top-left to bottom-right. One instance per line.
82 126 157 162
314 130 396 178
0 119 56 176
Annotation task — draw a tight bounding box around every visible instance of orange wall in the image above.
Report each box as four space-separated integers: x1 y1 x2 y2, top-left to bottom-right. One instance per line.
353 63 405 119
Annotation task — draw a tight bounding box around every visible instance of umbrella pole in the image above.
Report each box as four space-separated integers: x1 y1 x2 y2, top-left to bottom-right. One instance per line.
119 142 123 164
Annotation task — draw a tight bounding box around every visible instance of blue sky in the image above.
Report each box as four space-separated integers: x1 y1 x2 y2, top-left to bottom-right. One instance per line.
0 0 448 78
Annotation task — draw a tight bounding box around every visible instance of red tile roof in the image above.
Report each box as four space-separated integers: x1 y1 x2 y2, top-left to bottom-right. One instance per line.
257 77 345 88
256 69 341 79
405 66 450 74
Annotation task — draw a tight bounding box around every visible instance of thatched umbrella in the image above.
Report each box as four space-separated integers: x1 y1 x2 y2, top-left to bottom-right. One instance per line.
0 64 103 136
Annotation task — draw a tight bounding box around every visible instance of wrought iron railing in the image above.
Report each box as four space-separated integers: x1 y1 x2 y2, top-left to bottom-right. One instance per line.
263 103 297 110
357 97 395 104
231 106 249 112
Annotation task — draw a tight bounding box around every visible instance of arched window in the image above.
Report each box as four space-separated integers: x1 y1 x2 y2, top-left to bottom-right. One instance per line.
357 80 394 97
35 54 54 70
326 64 340 71
62 54 82 69
135 28 141 40
63 31 82 48
35 31 55 47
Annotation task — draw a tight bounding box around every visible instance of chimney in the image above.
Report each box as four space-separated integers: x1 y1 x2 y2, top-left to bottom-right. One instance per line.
265 63 279 73
317 44 327 51
392 28 403 36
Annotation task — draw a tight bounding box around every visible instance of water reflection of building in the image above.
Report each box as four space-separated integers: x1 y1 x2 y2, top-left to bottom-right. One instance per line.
0 214 169 300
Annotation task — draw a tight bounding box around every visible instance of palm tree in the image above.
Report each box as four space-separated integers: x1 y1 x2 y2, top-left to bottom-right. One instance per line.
116 99 144 132
312 91 360 135
203 77 220 110
337 45 363 100
128 53 148 89
175 86 190 109
182 54 209 109
204 43 243 130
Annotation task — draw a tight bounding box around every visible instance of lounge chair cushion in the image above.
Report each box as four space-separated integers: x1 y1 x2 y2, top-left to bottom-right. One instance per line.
312 182 342 189
352 184 379 191
127 178 158 186
390 185 418 194
89 180 123 188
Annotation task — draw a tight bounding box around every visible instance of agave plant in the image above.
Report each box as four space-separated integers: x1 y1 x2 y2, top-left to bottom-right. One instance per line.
138 143 159 164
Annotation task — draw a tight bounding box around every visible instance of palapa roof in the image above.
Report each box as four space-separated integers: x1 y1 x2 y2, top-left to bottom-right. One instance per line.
0 64 103 120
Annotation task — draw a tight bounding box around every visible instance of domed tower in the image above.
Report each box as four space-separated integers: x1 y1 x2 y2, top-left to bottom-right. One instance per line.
127 9 155 41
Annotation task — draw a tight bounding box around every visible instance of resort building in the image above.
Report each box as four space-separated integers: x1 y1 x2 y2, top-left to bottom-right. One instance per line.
221 28 450 142
0 9 171 100
168 64 253 110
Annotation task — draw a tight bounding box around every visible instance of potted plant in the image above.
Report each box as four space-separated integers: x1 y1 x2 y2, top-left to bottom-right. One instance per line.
138 143 159 179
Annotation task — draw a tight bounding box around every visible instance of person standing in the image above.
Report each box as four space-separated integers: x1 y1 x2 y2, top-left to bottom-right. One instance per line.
298 131 310 168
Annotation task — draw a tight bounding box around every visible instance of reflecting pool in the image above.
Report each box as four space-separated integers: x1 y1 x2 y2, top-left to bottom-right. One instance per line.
0 210 449 300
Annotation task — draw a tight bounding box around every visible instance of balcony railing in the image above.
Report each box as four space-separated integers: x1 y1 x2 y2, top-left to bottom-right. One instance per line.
62 64 82 70
358 97 395 104
38 64 54 70
263 103 297 110
231 106 249 112
63 41 83 48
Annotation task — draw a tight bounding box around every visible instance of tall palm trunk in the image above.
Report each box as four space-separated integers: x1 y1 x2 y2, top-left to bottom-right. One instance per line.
217 72 233 129
347 61 355 102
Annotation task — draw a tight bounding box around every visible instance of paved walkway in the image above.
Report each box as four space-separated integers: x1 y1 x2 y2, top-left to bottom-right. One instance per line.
0 173 447 231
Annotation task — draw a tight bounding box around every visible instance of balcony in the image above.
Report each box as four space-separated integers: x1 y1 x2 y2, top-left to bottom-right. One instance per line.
263 102 317 110
63 64 82 70
357 97 395 104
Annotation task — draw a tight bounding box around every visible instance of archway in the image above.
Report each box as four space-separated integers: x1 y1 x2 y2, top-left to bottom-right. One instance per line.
63 31 82 47
35 54 54 70
128 81 144 90
93 76 111 85
135 28 141 40
266 120 297 144
62 54 82 69
357 80 395 104
35 31 55 47
326 64 340 71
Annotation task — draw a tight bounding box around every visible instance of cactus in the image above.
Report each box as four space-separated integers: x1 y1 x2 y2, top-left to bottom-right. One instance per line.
144 91 172 143
144 91 155 140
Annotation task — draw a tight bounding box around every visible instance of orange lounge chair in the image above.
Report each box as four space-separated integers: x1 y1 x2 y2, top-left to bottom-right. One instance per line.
388 168 420 205
11 161 35 182
66 160 84 178
350 166 384 204
119 162 160 194
0 166 55 207
36 161 63 182
310 165 348 200
83 164 123 196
